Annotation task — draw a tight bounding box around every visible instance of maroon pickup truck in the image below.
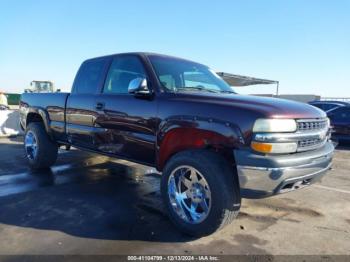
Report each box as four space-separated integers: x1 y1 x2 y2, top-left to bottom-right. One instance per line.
19 52 334 236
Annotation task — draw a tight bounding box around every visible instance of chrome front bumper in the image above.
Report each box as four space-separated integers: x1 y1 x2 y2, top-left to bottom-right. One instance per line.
235 141 334 198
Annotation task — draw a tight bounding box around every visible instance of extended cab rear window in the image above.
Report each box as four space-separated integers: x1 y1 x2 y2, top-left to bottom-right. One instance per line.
73 58 109 94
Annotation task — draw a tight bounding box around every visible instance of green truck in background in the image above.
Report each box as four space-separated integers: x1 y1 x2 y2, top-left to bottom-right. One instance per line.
4 81 60 106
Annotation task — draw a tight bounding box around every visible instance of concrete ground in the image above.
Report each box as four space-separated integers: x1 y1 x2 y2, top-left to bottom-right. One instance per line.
0 136 349 256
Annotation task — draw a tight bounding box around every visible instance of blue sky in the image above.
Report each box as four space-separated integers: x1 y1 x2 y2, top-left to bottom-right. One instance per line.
0 0 349 96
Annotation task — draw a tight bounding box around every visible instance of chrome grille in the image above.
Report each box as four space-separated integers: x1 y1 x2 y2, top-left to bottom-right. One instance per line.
299 138 323 148
252 118 330 153
296 119 329 151
297 119 328 131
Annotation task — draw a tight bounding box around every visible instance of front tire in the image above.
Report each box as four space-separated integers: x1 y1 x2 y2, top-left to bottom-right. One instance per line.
161 150 241 236
24 122 58 169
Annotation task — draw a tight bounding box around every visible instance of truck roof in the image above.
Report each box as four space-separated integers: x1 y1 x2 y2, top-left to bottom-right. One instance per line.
83 52 203 65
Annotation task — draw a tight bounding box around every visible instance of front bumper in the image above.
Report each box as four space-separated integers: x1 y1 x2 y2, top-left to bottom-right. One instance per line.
235 141 334 198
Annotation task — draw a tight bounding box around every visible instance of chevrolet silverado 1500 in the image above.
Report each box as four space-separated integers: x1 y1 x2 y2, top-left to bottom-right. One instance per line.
19 53 334 236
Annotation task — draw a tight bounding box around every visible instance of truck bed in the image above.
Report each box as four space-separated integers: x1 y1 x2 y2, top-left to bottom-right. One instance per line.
20 92 70 141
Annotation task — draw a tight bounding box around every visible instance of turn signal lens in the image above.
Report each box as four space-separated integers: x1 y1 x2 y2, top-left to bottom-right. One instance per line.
251 141 298 154
251 142 273 153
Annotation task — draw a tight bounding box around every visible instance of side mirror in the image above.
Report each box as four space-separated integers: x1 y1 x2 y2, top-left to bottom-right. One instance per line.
128 78 151 96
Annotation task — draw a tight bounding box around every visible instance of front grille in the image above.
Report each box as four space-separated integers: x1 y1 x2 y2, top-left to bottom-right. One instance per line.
299 138 323 148
252 118 330 153
297 119 328 131
296 119 329 151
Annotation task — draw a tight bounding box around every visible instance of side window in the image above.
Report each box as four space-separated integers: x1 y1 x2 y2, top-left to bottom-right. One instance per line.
324 104 337 111
103 56 146 94
322 104 333 111
333 108 350 121
73 58 108 94
312 104 323 110
345 109 350 121
159 74 176 90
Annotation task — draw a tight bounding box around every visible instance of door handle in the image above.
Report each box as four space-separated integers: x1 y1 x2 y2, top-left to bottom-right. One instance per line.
95 102 105 110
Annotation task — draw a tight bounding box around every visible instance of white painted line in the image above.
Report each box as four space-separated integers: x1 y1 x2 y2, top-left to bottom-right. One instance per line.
314 184 350 194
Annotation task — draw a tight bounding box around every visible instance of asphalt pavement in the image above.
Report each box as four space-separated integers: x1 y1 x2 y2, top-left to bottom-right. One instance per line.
0 136 349 256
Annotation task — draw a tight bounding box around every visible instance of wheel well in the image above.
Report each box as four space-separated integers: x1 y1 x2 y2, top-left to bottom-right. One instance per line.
158 145 236 172
205 145 236 167
26 113 44 126
157 128 238 171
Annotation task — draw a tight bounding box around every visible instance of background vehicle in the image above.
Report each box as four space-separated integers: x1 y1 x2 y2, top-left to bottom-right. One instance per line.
309 100 350 112
327 106 350 143
19 53 334 236
24 80 59 93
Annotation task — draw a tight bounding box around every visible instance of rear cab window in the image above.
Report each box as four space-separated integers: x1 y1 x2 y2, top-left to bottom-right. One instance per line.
73 58 110 94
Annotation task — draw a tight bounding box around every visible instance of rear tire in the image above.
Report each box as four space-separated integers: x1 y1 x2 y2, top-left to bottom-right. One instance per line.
161 150 241 237
24 122 58 169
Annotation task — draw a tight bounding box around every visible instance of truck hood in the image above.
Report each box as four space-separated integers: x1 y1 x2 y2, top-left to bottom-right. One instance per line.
174 92 326 119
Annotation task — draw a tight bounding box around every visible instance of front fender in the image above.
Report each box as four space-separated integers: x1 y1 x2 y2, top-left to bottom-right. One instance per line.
156 115 245 170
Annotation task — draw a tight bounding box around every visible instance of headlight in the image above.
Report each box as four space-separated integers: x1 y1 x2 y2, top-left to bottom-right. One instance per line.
252 119 297 133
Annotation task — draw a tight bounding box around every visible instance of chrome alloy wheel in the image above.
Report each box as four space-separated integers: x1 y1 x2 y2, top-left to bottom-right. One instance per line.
25 131 38 160
168 165 212 224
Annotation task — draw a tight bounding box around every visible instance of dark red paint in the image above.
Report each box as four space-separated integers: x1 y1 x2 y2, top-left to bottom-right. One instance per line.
19 52 326 171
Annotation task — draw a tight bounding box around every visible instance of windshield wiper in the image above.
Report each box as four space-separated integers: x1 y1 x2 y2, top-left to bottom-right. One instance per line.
176 87 220 93
219 90 236 94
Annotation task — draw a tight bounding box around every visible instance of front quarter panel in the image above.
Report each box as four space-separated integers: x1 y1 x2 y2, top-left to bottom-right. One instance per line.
155 94 260 170
157 116 245 169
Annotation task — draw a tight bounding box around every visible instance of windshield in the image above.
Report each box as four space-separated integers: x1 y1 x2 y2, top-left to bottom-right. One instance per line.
148 55 235 94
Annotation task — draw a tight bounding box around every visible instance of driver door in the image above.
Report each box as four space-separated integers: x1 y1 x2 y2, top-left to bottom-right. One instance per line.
93 55 158 165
